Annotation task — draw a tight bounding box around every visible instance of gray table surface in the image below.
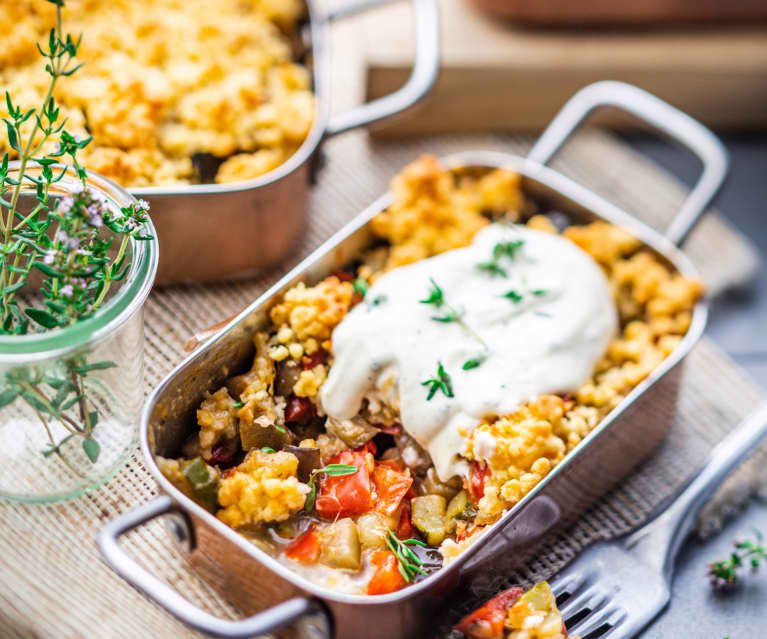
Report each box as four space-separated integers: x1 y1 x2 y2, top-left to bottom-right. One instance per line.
624 134 767 638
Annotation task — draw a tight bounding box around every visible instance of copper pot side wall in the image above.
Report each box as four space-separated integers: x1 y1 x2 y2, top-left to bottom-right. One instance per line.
148 162 310 284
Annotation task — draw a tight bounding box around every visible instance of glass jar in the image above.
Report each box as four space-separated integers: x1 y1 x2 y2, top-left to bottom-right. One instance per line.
0 166 158 502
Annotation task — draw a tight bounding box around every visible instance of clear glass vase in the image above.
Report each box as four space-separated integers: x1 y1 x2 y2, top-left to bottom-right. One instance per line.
0 167 158 502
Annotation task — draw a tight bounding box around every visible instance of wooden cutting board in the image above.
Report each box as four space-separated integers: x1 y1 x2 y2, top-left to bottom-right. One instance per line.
359 0 767 136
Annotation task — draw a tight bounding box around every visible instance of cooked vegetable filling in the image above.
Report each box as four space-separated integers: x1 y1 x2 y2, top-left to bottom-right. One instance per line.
158 156 703 595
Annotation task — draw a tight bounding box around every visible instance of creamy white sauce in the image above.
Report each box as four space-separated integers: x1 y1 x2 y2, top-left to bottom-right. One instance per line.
320 224 617 481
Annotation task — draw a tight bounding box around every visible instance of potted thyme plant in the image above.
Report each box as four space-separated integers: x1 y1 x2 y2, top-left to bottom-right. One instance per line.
0 0 158 501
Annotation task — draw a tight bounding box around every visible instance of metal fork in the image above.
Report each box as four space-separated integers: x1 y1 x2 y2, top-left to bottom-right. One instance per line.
549 400 767 639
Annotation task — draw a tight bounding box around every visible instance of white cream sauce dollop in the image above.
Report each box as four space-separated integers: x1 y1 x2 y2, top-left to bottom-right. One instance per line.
320 224 617 482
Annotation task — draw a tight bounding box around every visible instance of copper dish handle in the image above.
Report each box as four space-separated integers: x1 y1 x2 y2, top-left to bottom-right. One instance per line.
526 80 729 247
98 496 332 638
323 0 440 137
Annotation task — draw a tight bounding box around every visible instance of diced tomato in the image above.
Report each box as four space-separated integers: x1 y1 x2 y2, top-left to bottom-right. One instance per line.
455 586 524 639
315 448 374 519
285 396 316 425
373 463 413 517
284 526 320 563
396 501 416 540
366 550 407 595
332 270 355 282
563 621 569 637
468 461 490 505
376 458 406 472
302 349 329 370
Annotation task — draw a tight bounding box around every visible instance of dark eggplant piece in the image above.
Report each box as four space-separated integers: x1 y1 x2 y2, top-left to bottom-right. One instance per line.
275 360 302 397
240 420 293 451
283 445 321 482
285 396 317 425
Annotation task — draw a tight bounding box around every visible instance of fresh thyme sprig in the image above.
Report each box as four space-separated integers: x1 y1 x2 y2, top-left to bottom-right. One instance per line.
708 528 766 591
420 278 487 349
304 463 358 511
422 362 454 400
501 288 548 304
386 530 427 582
475 240 525 279
0 0 154 467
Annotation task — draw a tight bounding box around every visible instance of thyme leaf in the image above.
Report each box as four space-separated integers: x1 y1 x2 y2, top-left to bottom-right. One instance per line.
353 277 369 298
386 531 427 582
304 463 359 511
708 528 766 591
422 362 454 400
475 261 507 278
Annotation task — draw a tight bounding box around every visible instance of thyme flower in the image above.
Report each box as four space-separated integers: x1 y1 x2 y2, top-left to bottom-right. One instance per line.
707 528 766 591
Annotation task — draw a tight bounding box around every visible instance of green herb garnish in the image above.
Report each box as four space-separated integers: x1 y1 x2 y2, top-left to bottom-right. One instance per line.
386 531 427 582
531 289 548 296
274 424 287 434
475 240 524 278
502 289 523 303
708 528 766 591
304 463 358 511
232 401 243 408
422 362 454 400
493 239 524 260
475 261 508 278
462 356 485 370
353 277 369 298
261 447 276 453
420 278 487 350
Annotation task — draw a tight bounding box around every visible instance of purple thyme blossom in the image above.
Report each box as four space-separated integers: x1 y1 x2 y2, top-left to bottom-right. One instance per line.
86 202 103 227
136 199 149 212
55 230 79 251
42 249 57 265
59 284 74 297
57 196 74 215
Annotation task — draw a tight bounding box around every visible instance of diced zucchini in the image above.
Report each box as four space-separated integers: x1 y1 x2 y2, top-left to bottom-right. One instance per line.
319 518 361 570
325 416 379 448
419 467 461 501
182 457 219 513
411 494 447 546
356 512 394 550
444 490 474 533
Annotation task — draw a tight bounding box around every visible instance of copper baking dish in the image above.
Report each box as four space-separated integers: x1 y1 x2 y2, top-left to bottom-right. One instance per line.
99 82 727 639
133 0 438 285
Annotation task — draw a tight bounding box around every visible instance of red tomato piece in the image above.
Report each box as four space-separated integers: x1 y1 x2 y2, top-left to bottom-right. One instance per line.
366 550 407 595
468 461 490 505
284 526 320 563
373 464 413 517
284 396 316 425
315 448 374 519
396 501 416 540
455 586 524 639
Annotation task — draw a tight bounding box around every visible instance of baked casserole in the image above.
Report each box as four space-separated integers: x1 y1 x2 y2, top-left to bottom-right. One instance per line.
158 155 703 595
1 0 314 186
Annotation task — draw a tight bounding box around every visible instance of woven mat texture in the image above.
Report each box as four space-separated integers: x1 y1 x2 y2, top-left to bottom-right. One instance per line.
0 130 765 639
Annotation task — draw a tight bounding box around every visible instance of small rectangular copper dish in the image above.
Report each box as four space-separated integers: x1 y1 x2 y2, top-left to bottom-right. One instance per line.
132 0 439 284
100 82 727 639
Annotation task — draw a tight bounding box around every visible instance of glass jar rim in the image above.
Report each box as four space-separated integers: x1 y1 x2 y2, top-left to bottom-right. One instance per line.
0 164 159 363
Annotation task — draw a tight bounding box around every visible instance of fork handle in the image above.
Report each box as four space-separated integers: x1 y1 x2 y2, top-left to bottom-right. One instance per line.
624 400 767 579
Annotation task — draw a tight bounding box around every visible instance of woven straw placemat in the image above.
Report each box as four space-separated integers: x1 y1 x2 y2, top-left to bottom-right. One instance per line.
0 130 764 639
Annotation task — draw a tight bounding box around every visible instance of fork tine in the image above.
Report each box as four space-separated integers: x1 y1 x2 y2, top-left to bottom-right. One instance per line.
597 608 629 637
560 586 609 616
569 606 625 637
550 571 587 597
